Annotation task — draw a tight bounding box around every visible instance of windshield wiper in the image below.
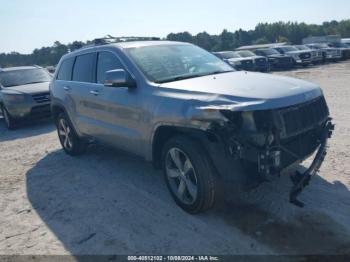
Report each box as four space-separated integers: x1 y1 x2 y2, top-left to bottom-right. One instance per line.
157 73 207 83
23 81 47 85
157 70 234 84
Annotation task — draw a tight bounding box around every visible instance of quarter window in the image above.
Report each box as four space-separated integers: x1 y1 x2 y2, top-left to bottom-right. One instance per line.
72 53 95 83
57 58 75 81
96 52 123 84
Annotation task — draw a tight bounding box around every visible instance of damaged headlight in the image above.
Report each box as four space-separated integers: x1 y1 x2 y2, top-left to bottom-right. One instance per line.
240 111 274 147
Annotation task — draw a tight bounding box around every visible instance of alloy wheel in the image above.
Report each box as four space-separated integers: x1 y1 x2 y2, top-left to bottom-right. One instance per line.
58 118 73 150
165 148 198 205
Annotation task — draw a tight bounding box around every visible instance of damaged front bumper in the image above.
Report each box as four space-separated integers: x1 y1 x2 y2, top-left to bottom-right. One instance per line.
197 95 334 207
289 119 334 207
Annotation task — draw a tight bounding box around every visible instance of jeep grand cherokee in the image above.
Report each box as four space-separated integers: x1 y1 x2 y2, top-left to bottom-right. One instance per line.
50 39 333 213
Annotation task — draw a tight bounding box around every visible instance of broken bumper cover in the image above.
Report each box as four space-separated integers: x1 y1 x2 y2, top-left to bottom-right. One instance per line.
289 119 334 207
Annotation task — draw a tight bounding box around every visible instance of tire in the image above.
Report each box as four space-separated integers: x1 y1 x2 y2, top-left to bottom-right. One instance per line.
1 105 17 130
162 135 217 214
56 112 87 156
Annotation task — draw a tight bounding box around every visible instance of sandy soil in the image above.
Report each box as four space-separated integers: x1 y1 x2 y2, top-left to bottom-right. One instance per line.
0 61 349 256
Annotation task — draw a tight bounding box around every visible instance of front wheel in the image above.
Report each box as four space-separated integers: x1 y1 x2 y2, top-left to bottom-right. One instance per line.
162 136 217 214
56 113 87 156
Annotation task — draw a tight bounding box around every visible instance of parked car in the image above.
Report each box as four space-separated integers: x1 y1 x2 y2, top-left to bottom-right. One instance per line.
212 51 254 71
294 45 324 64
306 43 342 62
0 66 52 129
273 46 312 66
51 39 333 213
328 42 350 60
235 50 270 72
254 48 294 70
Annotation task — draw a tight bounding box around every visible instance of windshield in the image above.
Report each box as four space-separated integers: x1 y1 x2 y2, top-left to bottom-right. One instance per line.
237 51 256 57
258 49 280 55
280 46 299 52
127 44 234 83
214 51 240 59
0 68 52 88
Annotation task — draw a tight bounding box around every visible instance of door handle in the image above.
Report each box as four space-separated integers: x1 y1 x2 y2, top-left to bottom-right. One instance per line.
90 90 99 96
63 86 71 91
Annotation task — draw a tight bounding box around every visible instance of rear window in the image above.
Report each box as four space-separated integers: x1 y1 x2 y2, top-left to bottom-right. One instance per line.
57 57 74 81
72 53 95 83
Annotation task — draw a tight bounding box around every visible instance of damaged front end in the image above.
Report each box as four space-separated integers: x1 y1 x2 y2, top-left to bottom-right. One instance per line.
193 95 334 207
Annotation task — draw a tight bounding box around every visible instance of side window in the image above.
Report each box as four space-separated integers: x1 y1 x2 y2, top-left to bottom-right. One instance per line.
57 57 74 81
72 53 95 83
96 52 123 84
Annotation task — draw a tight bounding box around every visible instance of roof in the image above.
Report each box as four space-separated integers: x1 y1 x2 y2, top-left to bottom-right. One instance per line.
0 66 40 72
236 42 287 51
114 40 189 49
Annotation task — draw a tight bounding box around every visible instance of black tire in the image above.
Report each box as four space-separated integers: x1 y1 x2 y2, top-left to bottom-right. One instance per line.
56 112 87 156
162 135 217 214
1 105 17 130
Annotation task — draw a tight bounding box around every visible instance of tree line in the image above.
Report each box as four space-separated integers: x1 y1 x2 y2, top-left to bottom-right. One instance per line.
1 20 350 68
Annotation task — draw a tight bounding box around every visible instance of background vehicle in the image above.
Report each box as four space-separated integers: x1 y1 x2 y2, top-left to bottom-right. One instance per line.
235 50 270 72
273 46 312 66
0 66 52 129
212 51 254 71
254 48 294 70
328 42 350 60
51 39 332 213
307 43 342 62
294 45 324 64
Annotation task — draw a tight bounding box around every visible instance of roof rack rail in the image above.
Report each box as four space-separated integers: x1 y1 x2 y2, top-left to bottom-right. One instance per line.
82 35 161 49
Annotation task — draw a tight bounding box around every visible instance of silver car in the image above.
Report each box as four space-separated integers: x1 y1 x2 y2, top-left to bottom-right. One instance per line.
0 66 52 129
50 39 334 213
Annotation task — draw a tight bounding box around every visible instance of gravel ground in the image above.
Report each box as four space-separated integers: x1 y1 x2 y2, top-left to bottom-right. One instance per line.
0 61 349 256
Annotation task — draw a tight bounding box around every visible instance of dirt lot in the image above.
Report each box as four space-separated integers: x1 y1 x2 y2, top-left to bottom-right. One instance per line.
0 61 350 256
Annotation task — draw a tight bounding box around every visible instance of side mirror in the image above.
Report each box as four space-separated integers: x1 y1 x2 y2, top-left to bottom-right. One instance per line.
104 69 136 88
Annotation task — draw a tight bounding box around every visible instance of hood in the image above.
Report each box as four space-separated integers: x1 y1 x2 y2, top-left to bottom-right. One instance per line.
2 82 50 95
158 71 323 111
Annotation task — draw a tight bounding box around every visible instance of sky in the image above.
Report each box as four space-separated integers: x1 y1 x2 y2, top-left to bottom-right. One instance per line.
1 0 349 54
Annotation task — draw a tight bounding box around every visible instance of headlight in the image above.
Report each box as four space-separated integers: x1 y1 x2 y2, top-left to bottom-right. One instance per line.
3 93 26 102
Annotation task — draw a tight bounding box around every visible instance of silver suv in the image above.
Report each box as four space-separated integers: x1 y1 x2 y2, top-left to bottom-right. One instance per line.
50 39 334 213
0 66 52 129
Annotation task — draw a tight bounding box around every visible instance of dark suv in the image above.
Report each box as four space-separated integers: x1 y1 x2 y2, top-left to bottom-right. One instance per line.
50 39 333 213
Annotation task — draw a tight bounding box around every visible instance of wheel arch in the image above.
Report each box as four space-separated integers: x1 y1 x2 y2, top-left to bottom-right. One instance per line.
151 125 219 170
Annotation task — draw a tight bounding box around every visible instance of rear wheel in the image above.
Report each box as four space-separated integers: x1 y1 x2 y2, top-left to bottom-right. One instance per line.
1 106 17 130
162 136 217 214
56 113 87 156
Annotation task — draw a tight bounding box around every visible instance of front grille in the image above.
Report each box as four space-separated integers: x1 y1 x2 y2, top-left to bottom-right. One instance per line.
281 128 320 167
32 92 51 103
278 96 329 138
255 58 267 65
279 57 293 65
241 60 254 70
300 52 311 59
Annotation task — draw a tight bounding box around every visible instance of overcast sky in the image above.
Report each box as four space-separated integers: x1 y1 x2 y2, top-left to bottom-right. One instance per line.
1 0 349 54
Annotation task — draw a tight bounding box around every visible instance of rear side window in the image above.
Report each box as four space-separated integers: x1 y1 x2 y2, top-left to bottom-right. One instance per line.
57 58 74 81
96 52 124 84
72 53 95 83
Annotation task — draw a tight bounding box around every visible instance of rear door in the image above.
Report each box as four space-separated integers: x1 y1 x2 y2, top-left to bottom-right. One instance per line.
68 52 105 137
